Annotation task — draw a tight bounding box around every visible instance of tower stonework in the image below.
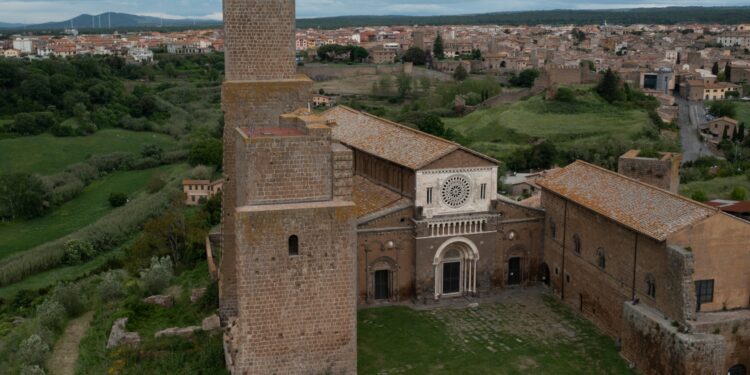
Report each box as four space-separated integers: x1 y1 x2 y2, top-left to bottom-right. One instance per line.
220 1 357 374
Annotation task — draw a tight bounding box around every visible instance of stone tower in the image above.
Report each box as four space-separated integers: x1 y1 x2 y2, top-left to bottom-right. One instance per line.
617 150 682 193
220 1 358 374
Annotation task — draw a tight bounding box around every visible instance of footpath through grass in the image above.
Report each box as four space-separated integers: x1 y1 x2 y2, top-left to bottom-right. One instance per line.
0 129 178 175
0 164 183 259
358 289 634 375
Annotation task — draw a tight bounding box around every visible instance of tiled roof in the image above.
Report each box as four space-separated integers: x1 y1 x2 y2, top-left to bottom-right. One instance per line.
351 176 411 218
320 106 458 170
537 161 717 241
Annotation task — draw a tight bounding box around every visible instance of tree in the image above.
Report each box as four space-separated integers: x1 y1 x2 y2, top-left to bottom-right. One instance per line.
471 49 482 60
188 138 223 168
349 46 369 62
453 64 469 81
402 47 427 66
416 114 446 137
0 173 51 220
433 33 445 60
108 192 128 207
708 101 737 118
396 74 413 98
731 187 747 201
691 190 709 202
596 68 624 103
510 68 540 88
712 61 720 76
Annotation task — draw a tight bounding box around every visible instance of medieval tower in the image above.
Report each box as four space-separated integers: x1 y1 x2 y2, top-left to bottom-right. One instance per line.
219 0 358 373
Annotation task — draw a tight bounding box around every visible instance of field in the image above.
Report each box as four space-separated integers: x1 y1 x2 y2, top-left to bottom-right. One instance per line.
443 90 653 162
358 288 633 374
0 164 186 259
734 101 750 126
0 129 179 175
680 175 750 200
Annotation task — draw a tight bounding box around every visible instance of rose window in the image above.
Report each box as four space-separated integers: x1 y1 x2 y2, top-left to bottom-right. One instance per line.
440 175 472 208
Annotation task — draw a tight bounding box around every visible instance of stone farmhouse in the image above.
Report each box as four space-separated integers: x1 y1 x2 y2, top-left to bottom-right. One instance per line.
182 179 223 206
217 1 750 374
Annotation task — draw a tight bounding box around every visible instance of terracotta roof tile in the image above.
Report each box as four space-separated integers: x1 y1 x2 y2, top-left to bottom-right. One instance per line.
537 161 717 241
321 106 458 170
352 176 411 218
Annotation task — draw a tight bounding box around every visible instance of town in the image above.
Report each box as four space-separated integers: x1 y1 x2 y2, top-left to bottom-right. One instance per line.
1 3 750 375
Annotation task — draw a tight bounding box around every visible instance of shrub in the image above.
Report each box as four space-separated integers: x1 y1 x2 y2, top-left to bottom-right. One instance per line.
691 190 709 202
64 163 99 184
108 192 128 207
98 270 126 302
140 256 174 295
18 335 50 367
88 152 135 172
200 280 220 311
36 300 66 330
555 87 575 102
62 240 97 266
147 175 167 194
21 365 47 375
52 283 85 317
731 187 748 201
190 165 214 180
188 138 223 168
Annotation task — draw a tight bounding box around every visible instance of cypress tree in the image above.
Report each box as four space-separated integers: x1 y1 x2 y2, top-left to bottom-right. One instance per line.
596 68 623 103
433 33 445 60
725 63 732 82
712 62 720 76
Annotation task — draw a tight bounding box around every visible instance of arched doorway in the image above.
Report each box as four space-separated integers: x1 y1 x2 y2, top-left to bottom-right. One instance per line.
729 364 746 375
508 257 521 285
367 256 398 302
433 237 479 299
539 263 550 286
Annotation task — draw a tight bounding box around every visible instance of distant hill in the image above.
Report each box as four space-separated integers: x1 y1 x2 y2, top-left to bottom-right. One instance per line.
0 12 220 31
296 6 750 29
0 22 25 29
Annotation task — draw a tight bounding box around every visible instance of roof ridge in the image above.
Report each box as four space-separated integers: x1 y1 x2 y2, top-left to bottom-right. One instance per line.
334 105 459 148
332 105 499 166
569 160 719 213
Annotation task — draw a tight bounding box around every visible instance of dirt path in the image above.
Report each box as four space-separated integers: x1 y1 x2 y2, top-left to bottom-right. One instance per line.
47 311 94 375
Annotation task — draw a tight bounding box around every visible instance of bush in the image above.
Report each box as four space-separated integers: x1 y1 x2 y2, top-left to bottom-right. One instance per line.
36 300 66 330
147 175 167 194
18 335 50 367
21 365 47 375
140 256 174 295
731 187 748 200
108 192 128 207
691 190 709 202
708 101 737 118
555 87 575 102
200 280 220 311
64 163 99 184
190 165 214 180
188 138 223 168
52 282 85 317
62 239 96 265
98 270 126 302
87 152 135 172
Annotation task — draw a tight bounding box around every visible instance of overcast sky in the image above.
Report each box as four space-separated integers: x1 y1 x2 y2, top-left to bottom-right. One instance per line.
1 0 749 24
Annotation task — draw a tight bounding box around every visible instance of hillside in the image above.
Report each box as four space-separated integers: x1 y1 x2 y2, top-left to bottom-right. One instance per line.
0 12 220 30
297 6 750 29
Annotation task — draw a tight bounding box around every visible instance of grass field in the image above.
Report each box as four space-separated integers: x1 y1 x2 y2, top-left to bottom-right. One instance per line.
358 289 633 375
443 91 652 161
733 101 750 126
680 175 750 200
0 129 179 175
0 164 185 259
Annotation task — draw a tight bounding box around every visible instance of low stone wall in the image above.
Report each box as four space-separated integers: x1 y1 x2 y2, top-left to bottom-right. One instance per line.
300 64 408 81
621 302 726 375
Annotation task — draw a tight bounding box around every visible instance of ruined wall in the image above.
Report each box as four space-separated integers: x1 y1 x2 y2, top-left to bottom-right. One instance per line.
621 302 726 375
229 202 357 374
692 312 750 373
617 152 682 194
300 64 409 81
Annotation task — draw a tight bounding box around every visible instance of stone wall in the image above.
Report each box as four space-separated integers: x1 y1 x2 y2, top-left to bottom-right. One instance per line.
223 0 296 81
300 64 409 81
235 126 333 206
617 150 682 194
228 201 357 374
621 302 726 375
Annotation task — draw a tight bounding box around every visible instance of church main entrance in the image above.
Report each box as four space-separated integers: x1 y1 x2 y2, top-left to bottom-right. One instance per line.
433 237 479 299
442 262 461 294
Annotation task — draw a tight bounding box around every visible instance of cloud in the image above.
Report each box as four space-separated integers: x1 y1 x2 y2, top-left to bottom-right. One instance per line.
0 0 749 24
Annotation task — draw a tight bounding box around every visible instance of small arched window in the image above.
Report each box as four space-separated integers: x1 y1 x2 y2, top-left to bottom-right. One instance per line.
646 274 656 299
597 248 606 269
288 235 299 256
573 234 582 255
729 364 747 375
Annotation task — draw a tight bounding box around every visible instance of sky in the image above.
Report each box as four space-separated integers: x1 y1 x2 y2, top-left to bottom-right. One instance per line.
1 0 749 24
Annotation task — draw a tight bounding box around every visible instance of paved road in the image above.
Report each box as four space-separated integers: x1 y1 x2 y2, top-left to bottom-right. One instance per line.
676 97 713 163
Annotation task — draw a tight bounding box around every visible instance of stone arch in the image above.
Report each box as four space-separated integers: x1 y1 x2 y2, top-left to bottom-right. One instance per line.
729 364 747 375
506 244 528 286
367 256 399 302
433 237 479 299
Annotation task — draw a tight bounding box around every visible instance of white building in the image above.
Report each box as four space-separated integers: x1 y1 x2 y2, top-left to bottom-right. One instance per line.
128 47 153 63
12 38 33 54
